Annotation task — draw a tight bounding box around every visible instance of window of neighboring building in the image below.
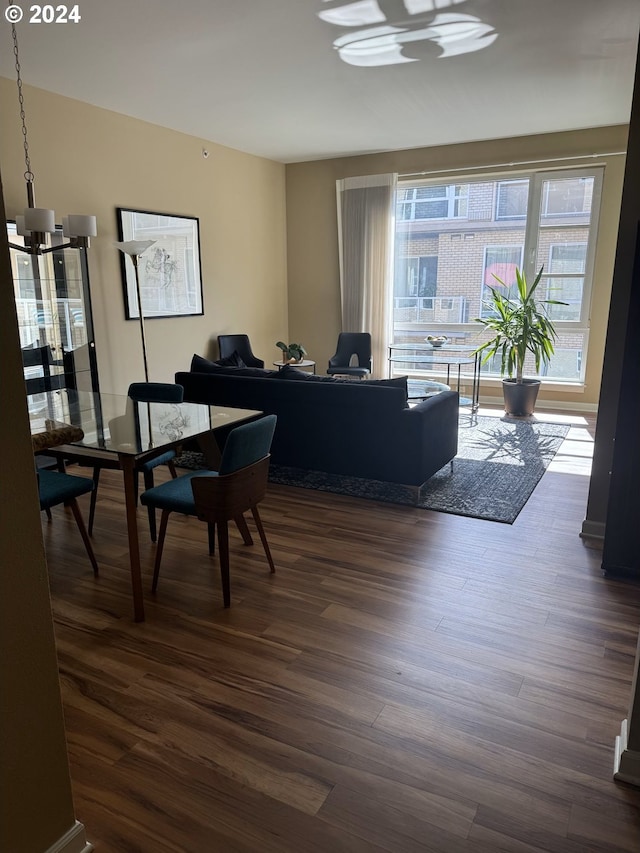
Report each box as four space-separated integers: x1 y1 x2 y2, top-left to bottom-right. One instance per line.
397 184 469 221
496 179 528 219
395 255 436 295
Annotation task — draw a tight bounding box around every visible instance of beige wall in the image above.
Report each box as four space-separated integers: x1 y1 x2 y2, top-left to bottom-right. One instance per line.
0 172 80 852
0 77 288 393
285 126 629 407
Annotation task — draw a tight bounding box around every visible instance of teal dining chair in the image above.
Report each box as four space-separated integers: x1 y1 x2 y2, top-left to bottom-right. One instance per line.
140 414 277 608
88 382 184 540
38 469 99 575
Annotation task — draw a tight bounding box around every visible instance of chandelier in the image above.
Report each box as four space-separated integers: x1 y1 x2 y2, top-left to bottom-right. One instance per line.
7 22 96 255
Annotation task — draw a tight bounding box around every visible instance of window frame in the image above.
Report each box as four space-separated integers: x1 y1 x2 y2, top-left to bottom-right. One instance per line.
393 165 604 384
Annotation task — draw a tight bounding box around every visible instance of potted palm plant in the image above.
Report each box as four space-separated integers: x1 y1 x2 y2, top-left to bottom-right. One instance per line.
474 266 566 417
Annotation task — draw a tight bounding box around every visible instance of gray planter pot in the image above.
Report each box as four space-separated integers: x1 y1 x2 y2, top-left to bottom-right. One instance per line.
502 378 541 416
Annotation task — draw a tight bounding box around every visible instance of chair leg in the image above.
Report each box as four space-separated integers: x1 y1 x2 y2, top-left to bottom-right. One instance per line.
151 509 171 592
167 459 178 479
68 498 99 576
251 506 276 573
234 514 253 546
208 522 216 556
143 470 157 542
217 520 231 607
88 466 101 536
45 507 52 521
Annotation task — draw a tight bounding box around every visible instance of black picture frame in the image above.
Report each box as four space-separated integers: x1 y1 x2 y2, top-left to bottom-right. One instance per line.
117 207 203 320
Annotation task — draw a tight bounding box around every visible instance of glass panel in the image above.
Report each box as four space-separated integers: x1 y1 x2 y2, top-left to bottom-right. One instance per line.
534 224 590 323
393 168 601 383
9 222 97 392
549 242 587 274
541 177 593 218
480 245 524 316
542 242 586 321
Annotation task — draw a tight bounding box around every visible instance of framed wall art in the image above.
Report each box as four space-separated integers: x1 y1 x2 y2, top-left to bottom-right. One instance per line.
117 208 203 319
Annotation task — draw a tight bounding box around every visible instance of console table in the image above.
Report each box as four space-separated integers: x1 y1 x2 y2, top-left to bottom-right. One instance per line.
388 343 480 413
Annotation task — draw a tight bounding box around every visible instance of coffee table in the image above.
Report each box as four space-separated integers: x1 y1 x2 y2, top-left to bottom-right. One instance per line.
407 379 451 401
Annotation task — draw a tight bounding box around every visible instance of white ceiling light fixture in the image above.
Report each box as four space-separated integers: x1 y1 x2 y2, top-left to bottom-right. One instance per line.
319 1 497 67
7 22 97 255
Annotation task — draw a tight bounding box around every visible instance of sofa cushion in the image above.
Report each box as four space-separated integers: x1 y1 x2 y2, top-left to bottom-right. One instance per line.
227 367 280 378
367 376 408 394
190 352 246 372
276 365 408 403
278 365 337 382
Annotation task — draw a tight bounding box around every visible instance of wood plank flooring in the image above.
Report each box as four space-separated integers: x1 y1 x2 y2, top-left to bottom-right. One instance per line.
42 409 640 852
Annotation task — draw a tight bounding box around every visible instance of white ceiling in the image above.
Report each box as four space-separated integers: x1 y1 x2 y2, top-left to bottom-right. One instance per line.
1 0 639 163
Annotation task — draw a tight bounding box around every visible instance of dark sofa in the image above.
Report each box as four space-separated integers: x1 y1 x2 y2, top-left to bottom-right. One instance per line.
175 361 459 487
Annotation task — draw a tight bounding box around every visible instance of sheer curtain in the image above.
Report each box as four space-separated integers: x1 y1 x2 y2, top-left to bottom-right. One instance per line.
336 173 397 378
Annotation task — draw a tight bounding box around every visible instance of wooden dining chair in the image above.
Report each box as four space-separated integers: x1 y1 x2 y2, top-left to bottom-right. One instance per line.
38 469 99 575
140 414 277 607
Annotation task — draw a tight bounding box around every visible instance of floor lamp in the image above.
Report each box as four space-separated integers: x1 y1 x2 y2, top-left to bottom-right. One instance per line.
115 240 156 383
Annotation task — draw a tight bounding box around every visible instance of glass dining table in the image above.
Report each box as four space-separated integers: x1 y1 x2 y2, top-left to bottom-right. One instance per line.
28 389 263 621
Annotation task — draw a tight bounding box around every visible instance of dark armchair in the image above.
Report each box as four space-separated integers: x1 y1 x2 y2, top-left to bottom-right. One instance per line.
217 334 264 368
327 332 372 379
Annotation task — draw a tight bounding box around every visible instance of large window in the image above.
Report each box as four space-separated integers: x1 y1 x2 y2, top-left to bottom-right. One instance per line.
393 167 602 382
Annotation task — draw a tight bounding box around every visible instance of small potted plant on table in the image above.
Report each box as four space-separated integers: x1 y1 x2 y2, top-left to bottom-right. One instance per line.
276 341 307 364
474 266 566 417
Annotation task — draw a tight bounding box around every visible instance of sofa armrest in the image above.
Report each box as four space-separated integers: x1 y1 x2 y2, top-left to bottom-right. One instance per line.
407 389 459 420
396 390 459 484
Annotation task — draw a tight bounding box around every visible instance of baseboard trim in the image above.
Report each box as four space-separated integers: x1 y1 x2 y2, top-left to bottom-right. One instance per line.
580 519 605 541
45 821 93 853
614 719 640 787
477 394 598 413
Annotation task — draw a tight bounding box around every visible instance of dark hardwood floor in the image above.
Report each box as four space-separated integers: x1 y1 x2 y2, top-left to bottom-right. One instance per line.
42 410 640 852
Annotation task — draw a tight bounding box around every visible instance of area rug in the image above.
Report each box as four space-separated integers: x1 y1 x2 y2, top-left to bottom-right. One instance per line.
176 416 570 524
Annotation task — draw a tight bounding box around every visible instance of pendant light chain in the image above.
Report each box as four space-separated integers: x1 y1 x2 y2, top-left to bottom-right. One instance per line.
11 23 34 187
7 15 97 251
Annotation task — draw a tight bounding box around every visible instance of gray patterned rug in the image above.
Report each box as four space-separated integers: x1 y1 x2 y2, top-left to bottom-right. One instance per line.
176 416 570 524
